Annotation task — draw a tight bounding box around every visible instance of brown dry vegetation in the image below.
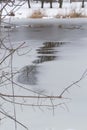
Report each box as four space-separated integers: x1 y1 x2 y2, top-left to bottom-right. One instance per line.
68 11 86 18
55 10 87 18
29 10 46 18
29 9 87 19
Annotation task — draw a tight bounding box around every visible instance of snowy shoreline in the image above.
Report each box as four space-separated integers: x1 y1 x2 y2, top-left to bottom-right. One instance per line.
1 17 87 28
1 1 87 20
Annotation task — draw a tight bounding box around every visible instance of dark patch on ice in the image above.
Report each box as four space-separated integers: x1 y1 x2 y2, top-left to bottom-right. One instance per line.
17 65 38 85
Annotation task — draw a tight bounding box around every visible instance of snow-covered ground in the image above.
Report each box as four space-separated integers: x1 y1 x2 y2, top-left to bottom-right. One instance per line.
1 0 87 20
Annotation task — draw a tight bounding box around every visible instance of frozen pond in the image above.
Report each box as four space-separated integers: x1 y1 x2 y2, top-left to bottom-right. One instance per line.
0 18 87 130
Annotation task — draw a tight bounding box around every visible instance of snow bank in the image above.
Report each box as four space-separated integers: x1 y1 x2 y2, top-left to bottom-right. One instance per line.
1 1 87 20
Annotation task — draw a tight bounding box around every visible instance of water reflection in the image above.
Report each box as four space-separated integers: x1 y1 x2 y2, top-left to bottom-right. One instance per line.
33 41 64 64
17 65 38 85
18 41 65 85
34 56 56 64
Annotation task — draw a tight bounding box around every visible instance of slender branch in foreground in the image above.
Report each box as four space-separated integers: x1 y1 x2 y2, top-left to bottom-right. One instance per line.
1 96 66 108
10 47 17 130
0 42 25 65
0 92 67 99
0 109 28 130
60 69 87 97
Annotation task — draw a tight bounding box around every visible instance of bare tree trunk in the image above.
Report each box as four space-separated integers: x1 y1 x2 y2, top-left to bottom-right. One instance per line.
28 0 31 8
41 0 44 8
50 0 52 8
59 0 63 8
82 0 84 8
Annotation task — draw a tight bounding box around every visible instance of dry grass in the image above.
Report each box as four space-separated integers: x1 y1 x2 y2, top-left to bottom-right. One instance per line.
55 9 87 18
29 10 46 19
68 10 86 18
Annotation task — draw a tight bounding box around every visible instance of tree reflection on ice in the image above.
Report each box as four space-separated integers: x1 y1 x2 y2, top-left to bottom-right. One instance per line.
17 65 38 85
33 41 64 64
18 41 65 85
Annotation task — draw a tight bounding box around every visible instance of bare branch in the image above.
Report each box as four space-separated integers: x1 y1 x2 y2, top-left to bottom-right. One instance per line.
0 109 29 130
60 69 87 97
